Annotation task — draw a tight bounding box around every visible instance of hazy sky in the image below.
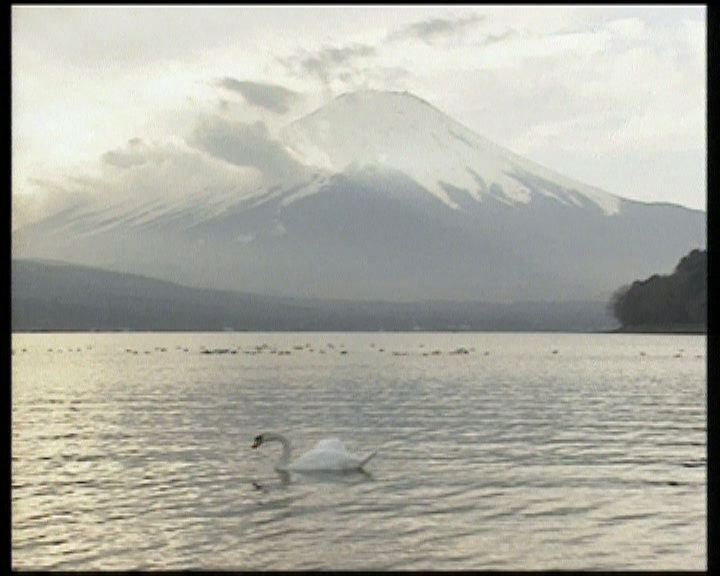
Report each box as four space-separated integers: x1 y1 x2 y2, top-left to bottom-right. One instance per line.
12 5 706 222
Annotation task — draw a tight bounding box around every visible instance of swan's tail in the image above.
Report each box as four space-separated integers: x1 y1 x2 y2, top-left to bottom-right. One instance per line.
359 449 378 468
359 439 399 468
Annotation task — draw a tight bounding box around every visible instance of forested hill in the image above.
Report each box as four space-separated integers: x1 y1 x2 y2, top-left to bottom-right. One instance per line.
12 259 616 332
610 249 706 333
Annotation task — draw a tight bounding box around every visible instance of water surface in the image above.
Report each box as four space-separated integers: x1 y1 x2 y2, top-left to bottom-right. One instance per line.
12 332 706 569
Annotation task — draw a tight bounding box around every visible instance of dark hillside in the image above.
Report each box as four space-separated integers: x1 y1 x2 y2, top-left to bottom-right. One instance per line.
610 249 706 333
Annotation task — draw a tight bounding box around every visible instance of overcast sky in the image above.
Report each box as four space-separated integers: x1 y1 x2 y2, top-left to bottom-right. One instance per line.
12 5 706 221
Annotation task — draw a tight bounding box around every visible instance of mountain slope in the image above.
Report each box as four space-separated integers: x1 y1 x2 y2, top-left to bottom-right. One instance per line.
282 90 621 214
11 259 617 332
12 90 706 303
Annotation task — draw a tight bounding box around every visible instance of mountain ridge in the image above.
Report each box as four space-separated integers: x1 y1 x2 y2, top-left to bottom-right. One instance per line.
12 89 705 304
12 258 618 332
281 90 623 213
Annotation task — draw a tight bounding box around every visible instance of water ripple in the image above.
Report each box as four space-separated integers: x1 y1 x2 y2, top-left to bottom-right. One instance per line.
12 332 706 570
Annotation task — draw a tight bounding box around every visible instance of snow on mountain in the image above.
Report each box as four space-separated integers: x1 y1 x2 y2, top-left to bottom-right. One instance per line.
281 90 621 214
23 90 622 234
12 90 704 304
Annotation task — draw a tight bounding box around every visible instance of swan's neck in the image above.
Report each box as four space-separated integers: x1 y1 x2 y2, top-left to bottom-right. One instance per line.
264 432 292 469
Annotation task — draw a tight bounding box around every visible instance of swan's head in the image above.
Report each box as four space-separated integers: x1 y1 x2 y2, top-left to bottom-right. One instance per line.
251 434 264 449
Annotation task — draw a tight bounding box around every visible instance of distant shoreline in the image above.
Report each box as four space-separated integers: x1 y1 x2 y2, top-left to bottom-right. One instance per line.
11 327 706 335
609 324 706 335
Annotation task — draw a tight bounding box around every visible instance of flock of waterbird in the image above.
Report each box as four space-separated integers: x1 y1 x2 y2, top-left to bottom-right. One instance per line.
11 342 702 358
121 342 482 357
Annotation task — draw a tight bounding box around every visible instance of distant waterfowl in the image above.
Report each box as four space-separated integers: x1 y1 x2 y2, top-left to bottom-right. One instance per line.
252 432 377 472
450 347 470 355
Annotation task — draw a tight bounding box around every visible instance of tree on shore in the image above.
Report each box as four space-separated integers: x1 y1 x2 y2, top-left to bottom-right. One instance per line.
609 249 706 330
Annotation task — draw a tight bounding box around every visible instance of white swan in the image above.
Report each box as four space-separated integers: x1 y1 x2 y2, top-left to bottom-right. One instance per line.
251 432 378 472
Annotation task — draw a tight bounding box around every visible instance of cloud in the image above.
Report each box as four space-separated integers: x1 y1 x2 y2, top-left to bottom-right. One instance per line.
605 17 649 41
216 78 300 114
280 43 377 94
11 6 706 218
14 108 310 230
336 65 411 92
101 138 148 168
12 179 93 232
681 18 705 59
187 115 307 181
388 14 485 44
12 138 268 232
479 29 517 46
12 6 258 70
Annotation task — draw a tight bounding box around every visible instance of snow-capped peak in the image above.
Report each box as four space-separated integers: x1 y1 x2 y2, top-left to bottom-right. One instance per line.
280 90 620 215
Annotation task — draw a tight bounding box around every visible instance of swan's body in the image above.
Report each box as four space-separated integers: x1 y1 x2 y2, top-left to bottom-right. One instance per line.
252 432 377 472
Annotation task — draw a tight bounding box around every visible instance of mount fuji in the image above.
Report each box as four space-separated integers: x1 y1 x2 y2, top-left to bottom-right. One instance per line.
13 90 705 304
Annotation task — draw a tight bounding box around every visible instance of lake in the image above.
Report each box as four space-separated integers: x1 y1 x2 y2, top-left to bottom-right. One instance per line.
11 332 706 570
